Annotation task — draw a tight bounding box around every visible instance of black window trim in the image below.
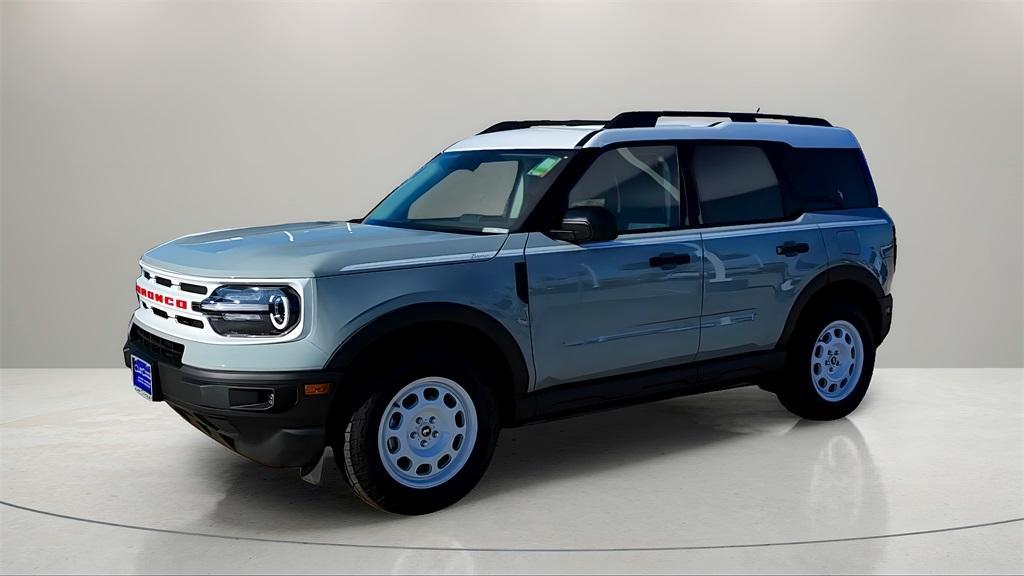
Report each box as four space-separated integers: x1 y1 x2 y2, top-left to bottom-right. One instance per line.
364 140 873 237
519 138 877 235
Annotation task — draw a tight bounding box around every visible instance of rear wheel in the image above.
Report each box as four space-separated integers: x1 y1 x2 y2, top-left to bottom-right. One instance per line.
334 347 499 515
777 302 876 420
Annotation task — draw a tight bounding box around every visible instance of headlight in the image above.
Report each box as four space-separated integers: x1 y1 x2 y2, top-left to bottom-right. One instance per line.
200 285 300 337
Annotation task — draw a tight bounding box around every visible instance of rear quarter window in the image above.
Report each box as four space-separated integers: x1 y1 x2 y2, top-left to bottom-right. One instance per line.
781 148 876 210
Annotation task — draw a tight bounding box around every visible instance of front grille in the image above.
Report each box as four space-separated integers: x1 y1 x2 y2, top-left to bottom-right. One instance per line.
135 263 305 344
136 265 215 333
179 282 208 295
130 324 185 365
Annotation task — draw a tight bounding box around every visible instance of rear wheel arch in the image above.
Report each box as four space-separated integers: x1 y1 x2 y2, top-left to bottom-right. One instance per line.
778 265 885 349
325 303 529 425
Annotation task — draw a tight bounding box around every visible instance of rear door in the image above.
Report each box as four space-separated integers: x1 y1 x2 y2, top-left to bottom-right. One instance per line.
688 142 829 360
526 145 703 389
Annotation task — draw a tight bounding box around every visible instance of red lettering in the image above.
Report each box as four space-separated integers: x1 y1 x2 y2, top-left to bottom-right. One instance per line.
136 285 190 310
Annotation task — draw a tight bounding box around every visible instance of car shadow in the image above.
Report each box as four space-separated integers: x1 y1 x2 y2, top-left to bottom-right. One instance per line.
474 387 785 498
198 386 797 520
186 386 884 520
166 387 778 527
130 385 888 572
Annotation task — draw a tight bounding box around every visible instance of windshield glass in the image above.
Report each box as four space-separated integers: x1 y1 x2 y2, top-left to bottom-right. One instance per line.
364 150 574 234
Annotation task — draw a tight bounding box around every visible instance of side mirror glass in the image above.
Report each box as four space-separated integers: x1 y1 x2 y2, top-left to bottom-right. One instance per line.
549 206 618 243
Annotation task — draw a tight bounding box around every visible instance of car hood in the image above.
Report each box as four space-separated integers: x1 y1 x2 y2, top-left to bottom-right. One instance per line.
141 221 509 278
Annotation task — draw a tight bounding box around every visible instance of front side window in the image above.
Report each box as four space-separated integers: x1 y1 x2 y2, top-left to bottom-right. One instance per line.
693 144 784 225
567 146 682 232
365 150 573 234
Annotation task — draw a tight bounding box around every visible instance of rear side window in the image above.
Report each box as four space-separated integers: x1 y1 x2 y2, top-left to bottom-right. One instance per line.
781 148 875 210
692 145 784 225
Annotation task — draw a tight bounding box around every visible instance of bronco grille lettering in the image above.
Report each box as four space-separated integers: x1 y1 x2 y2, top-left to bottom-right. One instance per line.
136 284 189 310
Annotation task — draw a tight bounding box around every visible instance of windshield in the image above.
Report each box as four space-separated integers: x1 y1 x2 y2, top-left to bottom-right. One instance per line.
364 150 574 234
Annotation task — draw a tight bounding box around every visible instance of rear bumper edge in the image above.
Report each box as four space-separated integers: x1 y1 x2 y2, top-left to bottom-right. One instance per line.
879 294 893 343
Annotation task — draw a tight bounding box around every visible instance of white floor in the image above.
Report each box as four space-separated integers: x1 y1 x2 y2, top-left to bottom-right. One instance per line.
1 368 1021 574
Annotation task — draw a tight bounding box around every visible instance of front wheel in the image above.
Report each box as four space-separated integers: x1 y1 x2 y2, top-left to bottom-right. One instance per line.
777 302 876 420
335 348 499 515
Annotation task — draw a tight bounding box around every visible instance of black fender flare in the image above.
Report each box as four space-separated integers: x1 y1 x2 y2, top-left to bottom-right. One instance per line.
776 265 886 348
324 302 530 396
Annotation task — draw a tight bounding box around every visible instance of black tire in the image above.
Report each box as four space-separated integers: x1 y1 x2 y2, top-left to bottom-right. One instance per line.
333 345 500 515
776 301 876 420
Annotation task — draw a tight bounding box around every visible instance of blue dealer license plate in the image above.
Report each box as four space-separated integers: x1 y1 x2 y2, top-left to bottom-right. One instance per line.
132 355 155 400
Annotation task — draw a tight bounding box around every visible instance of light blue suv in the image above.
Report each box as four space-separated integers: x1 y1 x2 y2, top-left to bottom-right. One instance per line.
124 111 896 514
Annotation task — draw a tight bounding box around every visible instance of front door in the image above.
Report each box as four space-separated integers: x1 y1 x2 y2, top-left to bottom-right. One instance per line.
525 145 703 389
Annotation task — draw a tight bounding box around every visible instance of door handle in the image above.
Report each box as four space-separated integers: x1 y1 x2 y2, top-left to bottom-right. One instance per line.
776 241 810 256
649 253 691 268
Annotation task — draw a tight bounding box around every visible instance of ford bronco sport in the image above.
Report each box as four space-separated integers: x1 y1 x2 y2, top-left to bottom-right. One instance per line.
124 110 895 514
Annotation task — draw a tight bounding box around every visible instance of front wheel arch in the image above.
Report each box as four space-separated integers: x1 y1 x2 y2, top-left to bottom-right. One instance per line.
324 302 529 427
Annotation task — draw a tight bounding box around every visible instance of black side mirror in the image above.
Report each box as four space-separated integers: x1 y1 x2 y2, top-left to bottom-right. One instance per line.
549 206 618 243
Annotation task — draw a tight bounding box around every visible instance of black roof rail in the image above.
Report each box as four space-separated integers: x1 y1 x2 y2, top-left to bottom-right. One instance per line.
478 119 608 135
604 110 832 129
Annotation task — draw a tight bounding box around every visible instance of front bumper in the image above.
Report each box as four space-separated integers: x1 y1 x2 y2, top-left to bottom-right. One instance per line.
124 324 339 468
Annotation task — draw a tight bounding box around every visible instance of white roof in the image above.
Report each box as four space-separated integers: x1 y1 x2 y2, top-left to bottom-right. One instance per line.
446 121 860 152
445 125 601 152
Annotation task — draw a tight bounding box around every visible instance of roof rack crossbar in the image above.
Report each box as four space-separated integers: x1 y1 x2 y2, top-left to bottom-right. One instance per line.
604 110 832 129
478 120 608 135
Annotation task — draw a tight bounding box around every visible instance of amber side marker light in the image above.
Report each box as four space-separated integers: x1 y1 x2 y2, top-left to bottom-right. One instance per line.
304 383 331 396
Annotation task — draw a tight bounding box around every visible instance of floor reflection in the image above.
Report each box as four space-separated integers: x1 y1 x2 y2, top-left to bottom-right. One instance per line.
386 538 476 575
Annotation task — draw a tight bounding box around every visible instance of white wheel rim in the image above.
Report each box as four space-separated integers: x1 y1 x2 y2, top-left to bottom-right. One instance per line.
377 376 478 489
810 320 864 402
